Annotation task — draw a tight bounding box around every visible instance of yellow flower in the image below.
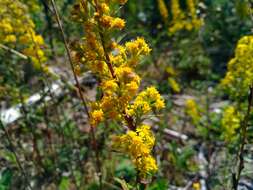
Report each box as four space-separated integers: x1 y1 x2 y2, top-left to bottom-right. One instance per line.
145 86 161 99
221 35 253 98
221 106 241 142
101 80 118 94
155 99 165 110
100 3 110 14
126 81 139 96
34 35 44 45
112 18 125 30
19 34 30 44
0 21 13 33
4 35 16 43
168 77 181 93
115 66 140 85
112 125 157 176
127 86 165 117
125 37 151 56
166 66 177 76
100 15 114 28
185 99 200 124
134 155 158 176
101 96 117 115
157 0 168 21
187 0 197 19
90 109 104 126
168 0 202 35
193 182 201 190
100 15 125 30
136 125 155 148
171 0 185 20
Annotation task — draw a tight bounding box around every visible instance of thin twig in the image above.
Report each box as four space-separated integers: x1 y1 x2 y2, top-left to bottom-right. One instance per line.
50 1 102 189
0 43 28 59
50 0 90 117
0 120 32 190
19 90 44 173
0 37 66 84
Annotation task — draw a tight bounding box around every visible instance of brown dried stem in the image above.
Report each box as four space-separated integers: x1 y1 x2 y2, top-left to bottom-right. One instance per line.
50 0 102 189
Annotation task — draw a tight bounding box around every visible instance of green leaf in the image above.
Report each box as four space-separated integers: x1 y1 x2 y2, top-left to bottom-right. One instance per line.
114 177 131 190
0 185 7 190
59 177 70 190
0 169 13 189
236 1 250 19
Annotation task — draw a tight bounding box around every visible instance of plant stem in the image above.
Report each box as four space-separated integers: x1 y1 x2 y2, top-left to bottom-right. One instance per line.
19 90 44 172
0 43 28 59
50 0 90 117
50 1 103 189
40 0 55 58
27 27 57 165
232 86 253 190
0 120 32 190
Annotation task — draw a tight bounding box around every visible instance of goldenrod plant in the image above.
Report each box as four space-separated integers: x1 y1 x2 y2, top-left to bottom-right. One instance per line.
70 0 164 179
0 0 48 72
185 99 200 125
220 35 253 143
169 0 203 35
157 0 203 35
157 0 169 22
155 0 209 91
221 106 242 142
0 0 52 104
221 35 253 99
166 66 181 93
220 35 253 189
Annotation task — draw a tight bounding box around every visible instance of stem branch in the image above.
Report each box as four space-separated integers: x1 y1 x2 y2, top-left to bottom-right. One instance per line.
232 86 253 190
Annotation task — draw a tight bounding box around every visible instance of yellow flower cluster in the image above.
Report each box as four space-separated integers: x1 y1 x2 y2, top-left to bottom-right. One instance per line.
90 109 104 126
169 0 203 35
126 87 165 117
113 125 157 176
168 78 181 93
221 106 241 142
157 0 169 22
71 0 164 176
193 182 201 190
221 35 253 99
185 99 200 124
166 66 181 93
0 0 47 71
